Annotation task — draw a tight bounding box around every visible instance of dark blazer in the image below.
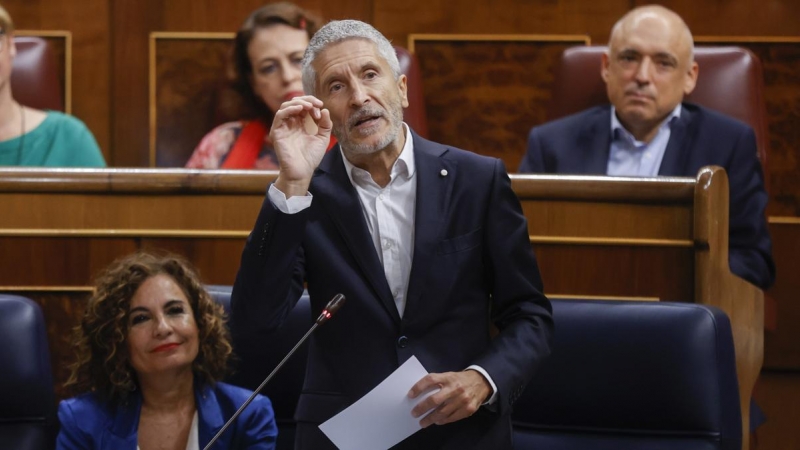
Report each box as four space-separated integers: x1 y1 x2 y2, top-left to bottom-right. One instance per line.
519 103 775 289
56 382 277 450
231 131 553 450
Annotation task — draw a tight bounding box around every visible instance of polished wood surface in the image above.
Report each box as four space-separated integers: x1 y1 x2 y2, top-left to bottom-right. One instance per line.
410 36 589 170
151 34 236 167
0 167 760 447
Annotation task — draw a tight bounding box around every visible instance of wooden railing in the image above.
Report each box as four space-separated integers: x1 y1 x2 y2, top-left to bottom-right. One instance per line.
0 167 760 448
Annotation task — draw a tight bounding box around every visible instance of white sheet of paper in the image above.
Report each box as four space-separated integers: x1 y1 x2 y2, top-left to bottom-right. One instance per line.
318 355 436 450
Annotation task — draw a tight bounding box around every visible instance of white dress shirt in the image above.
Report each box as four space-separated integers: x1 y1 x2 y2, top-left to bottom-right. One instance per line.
607 104 681 176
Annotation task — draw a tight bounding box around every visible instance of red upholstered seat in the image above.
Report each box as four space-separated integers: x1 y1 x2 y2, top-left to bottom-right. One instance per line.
11 36 64 112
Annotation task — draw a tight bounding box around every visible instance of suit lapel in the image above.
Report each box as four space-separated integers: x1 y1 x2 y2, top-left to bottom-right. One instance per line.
197 384 228 449
658 104 695 176
578 107 613 174
404 135 453 319
312 147 399 324
105 395 140 449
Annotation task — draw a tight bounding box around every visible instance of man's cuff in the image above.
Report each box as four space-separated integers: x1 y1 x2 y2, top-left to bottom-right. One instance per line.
466 365 498 405
268 183 313 214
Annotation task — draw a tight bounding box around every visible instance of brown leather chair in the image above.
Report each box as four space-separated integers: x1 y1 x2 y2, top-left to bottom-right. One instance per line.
10 36 64 112
546 46 769 167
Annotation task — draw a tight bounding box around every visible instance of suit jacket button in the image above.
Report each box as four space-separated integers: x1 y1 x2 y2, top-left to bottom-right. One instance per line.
397 336 409 348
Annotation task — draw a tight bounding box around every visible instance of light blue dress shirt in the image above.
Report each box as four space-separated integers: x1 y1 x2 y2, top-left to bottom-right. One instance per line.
607 104 682 176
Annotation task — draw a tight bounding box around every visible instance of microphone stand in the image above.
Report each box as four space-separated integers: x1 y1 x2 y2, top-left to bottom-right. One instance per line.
203 293 346 450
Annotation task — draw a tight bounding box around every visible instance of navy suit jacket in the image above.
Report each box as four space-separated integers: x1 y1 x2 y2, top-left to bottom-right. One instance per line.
519 103 775 289
231 131 553 450
56 382 277 450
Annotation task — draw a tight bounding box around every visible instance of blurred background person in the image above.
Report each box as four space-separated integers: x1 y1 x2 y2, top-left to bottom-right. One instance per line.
57 252 277 449
0 5 105 167
186 2 333 169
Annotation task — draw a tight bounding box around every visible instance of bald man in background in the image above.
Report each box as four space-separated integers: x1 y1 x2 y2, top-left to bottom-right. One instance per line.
519 5 774 290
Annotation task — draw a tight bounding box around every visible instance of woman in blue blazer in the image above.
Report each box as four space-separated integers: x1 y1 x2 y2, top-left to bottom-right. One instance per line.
56 252 277 450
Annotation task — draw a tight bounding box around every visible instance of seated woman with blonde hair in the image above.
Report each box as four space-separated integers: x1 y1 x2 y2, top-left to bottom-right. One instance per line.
0 5 105 167
57 252 277 449
186 2 333 169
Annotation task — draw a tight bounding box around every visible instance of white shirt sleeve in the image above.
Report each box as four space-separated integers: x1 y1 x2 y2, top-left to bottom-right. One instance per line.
268 183 313 214
466 365 498 405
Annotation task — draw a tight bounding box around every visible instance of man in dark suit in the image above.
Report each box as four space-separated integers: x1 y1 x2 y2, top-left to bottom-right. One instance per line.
519 6 775 289
519 5 774 289
231 19 553 449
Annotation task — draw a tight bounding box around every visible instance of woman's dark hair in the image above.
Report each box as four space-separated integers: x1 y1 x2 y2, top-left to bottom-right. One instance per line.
230 2 321 120
64 251 232 404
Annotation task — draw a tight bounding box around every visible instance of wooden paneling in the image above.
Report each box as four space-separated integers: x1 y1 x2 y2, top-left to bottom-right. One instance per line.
411 36 589 169
0 237 137 286
643 0 800 37
151 34 236 167
1 168 759 444
764 219 800 370
754 371 800 450
373 0 629 45
535 245 695 300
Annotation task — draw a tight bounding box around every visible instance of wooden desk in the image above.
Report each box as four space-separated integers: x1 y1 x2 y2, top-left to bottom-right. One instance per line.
0 167 760 448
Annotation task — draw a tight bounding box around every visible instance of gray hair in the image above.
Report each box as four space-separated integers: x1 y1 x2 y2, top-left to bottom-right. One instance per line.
301 19 401 96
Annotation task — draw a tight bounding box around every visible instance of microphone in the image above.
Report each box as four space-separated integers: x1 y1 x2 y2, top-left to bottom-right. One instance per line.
203 293 346 450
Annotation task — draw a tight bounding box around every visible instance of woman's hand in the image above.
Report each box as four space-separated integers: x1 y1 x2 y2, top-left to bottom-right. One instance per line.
269 95 333 197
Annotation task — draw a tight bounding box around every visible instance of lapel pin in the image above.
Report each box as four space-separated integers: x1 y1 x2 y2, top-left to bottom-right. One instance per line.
440 169 448 177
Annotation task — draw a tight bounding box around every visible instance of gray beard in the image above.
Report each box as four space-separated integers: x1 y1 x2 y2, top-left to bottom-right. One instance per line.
335 103 404 156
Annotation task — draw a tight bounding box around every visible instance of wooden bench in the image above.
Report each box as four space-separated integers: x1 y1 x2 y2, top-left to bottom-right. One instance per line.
0 166 760 448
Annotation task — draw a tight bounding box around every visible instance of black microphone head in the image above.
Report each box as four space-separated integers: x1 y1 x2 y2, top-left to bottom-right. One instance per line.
316 293 345 325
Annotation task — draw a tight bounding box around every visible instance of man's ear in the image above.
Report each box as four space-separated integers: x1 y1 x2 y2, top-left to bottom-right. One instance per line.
601 51 611 83
684 60 699 96
397 74 409 108
8 33 16 60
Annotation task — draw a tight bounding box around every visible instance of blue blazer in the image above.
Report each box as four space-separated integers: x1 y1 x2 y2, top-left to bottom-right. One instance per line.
519 103 775 289
231 131 553 450
56 382 277 450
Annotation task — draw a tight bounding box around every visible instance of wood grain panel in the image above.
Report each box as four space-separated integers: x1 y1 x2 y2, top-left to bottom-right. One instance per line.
642 0 800 37
152 34 236 167
522 200 693 240
411 36 589 170
534 245 695 301
0 237 137 285
374 0 629 45
140 238 247 285
753 371 800 450
764 220 800 370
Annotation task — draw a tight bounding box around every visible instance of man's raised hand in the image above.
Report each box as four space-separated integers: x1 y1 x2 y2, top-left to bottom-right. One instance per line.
270 95 333 197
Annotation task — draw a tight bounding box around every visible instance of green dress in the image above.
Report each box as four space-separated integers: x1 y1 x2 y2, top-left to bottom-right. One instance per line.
0 111 106 167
